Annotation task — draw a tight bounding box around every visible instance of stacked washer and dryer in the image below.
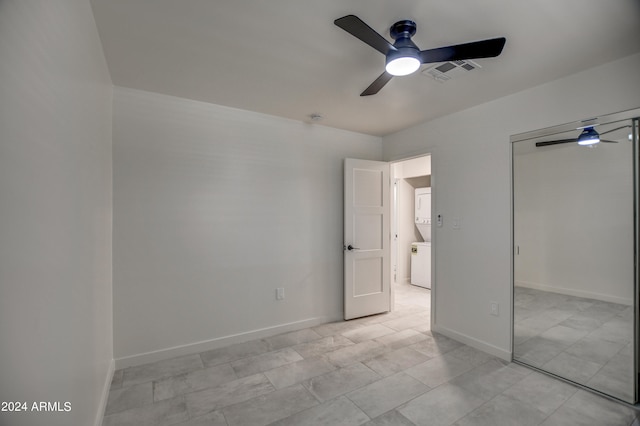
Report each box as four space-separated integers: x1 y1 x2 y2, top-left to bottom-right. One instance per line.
411 187 431 289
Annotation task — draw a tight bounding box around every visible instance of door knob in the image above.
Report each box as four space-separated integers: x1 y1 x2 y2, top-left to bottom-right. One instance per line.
346 244 360 251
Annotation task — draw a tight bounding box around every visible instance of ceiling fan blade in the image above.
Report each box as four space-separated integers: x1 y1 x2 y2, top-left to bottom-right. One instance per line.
361 71 394 96
334 15 396 56
419 37 506 64
536 138 618 147
600 125 631 136
535 138 577 147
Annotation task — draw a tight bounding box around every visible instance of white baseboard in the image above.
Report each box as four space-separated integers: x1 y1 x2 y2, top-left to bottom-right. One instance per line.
94 359 115 426
393 277 411 286
515 280 633 306
114 315 340 369
432 324 511 362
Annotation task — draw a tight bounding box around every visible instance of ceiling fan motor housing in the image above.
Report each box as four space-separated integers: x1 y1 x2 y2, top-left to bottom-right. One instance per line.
386 20 421 70
390 20 417 40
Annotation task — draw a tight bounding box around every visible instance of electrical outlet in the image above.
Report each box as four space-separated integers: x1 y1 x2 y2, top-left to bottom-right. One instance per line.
490 301 499 316
276 288 285 300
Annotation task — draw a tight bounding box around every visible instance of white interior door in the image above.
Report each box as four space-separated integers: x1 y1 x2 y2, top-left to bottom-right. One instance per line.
344 158 390 320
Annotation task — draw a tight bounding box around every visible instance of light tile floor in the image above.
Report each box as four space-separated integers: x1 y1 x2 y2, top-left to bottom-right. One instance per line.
514 286 634 402
104 283 639 426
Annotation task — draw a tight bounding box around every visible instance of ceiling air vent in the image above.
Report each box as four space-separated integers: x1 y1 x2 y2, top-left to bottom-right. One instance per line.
421 59 481 82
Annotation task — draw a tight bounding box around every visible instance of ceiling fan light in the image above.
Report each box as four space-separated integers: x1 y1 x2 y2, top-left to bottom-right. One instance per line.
385 55 420 76
577 127 600 146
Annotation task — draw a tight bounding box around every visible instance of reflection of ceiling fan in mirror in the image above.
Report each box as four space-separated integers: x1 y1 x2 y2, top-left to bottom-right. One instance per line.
535 125 631 147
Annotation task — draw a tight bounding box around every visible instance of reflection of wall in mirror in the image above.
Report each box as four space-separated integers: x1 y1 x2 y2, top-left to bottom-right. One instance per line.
514 138 634 306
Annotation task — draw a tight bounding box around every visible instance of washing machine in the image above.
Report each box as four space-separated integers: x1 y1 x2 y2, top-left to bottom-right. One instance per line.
411 187 431 288
411 242 431 288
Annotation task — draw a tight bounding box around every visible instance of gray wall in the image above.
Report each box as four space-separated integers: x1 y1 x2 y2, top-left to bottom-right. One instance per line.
112 87 382 365
383 53 640 359
0 1 113 425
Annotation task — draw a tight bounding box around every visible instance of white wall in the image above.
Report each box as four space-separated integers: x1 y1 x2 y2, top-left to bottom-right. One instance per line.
0 2 113 426
397 156 431 180
514 139 634 305
383 53 640 358
112 87 382 364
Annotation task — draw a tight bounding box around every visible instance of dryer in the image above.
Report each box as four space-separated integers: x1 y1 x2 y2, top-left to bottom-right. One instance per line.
415 187 431 241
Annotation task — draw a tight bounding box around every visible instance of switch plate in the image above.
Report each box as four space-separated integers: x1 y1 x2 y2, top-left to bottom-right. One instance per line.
276 288 285 300
490 301 499 316
452 216 462 230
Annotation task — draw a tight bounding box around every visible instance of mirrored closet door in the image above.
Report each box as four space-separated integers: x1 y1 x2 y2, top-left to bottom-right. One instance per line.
512 109 639 404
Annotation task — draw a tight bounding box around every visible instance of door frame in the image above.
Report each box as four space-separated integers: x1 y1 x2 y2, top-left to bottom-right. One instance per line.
388 153 435 325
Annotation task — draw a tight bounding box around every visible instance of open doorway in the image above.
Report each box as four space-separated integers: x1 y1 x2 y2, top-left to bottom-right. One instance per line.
343 155 433 322
390 155 432 315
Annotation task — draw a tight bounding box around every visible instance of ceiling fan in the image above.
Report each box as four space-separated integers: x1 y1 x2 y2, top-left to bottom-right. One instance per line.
334 15 506 96
535 125 631 147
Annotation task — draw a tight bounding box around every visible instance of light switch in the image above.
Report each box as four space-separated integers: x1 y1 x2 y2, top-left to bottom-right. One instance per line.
452 216 462 230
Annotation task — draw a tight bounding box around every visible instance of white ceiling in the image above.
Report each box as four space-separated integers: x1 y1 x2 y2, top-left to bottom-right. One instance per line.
91 0 640 136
